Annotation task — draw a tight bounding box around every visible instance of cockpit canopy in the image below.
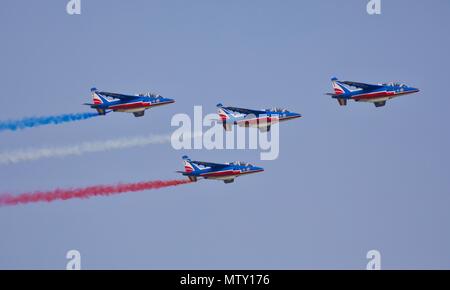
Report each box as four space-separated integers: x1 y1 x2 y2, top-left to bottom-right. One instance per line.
138 92 161 98
232 161 252 166
381 82 407 88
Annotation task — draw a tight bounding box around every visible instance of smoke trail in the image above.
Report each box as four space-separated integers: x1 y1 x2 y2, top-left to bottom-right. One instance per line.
0 179 191 206
0 132 201 165
0 112 100 132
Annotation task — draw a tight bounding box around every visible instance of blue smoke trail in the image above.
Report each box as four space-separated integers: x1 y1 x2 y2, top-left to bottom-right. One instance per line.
0 112 100 132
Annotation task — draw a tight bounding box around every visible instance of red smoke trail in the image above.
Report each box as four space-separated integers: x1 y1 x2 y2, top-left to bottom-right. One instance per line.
0 179 191 206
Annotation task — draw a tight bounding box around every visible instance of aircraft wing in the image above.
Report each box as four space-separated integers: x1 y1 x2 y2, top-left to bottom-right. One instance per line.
340 81 383 90
223 106 266 115
191 161 229 168
97 91 140 100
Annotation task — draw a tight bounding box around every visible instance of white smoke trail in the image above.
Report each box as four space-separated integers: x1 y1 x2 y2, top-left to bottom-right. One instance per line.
0 132 201 165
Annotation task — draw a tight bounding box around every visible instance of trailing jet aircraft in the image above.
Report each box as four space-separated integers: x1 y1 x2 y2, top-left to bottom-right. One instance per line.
84 88 175 117
217 104 301 132
177 156 264 184
326 77 419 107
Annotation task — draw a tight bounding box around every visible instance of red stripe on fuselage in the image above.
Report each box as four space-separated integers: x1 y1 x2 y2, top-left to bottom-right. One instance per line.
235 115 300 125
201 170 240 177
109 102 151 110
352 91 395 100
201 169 263 177
236 117 275 125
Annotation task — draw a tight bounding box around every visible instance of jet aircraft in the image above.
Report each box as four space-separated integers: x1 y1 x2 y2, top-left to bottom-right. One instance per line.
326 77 419 107
177 155 264 184
84 88 175 117
217 104 301 132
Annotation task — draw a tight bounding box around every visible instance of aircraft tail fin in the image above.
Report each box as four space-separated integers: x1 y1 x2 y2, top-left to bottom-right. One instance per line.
217 104 235 131
330 78 350 106
91 88 110 105
331 77 350 95
182 155 200 173
217 104 232 121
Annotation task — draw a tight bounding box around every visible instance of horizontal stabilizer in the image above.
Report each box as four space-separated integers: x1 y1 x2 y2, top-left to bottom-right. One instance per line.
83 103 100 108
325 93 342 97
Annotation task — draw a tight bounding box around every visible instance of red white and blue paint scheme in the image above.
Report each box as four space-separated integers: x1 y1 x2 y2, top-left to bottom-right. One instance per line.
326 77 419 107
217 103 301 132
177 155 264 184
84 88 175 117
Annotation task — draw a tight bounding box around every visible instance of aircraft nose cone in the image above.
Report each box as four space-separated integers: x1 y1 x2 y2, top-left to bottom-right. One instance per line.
409 87 420 94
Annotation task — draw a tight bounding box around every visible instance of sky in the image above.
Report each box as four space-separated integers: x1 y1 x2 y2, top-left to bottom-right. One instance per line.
0 0 450 269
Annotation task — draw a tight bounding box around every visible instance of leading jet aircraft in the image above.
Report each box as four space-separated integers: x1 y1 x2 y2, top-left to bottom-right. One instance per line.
177 156 264 184
326 77 419 107
84 88 175 117
217 104 302 132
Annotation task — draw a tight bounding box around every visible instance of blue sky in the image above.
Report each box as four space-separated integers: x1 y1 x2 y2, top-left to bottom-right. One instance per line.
0 0 450 269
